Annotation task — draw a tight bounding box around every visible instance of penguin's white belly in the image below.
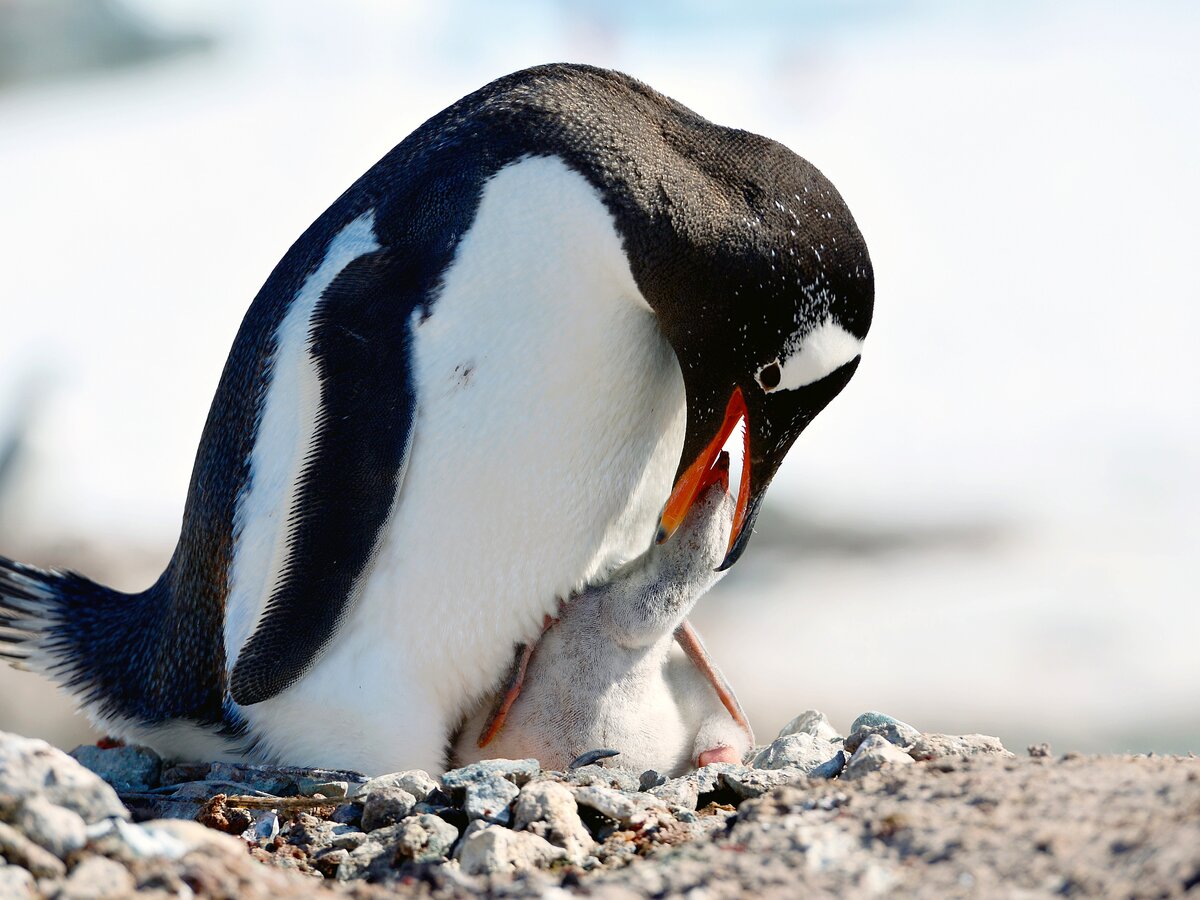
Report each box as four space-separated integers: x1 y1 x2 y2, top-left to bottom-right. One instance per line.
232 156 687 773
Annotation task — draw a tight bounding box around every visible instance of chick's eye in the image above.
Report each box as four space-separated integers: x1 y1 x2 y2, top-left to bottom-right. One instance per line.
757 360 782 391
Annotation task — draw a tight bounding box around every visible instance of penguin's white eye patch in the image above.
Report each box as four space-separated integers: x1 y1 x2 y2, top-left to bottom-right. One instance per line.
758 317 863 393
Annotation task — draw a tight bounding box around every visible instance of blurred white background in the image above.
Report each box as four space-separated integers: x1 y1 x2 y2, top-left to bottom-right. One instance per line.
0 0 1196 755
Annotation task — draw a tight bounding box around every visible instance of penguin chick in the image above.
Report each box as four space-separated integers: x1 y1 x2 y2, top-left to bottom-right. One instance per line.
452 469 751 776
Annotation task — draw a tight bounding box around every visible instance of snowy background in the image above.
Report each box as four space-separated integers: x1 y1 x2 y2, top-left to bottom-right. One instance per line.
0 0 1196 756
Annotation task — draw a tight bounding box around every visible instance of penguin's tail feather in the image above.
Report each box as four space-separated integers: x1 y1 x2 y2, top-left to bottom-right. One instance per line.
0 555 140 714
0 557 65 671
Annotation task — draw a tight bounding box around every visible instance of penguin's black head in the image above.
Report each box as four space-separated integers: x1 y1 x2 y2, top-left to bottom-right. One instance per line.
370 63 872 571
642 129 874 569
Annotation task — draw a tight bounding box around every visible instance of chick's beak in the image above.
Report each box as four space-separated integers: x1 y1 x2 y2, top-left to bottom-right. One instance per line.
657 387 752 566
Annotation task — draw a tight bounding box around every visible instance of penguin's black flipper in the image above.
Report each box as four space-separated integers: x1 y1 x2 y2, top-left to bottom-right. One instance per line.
229 249 418 706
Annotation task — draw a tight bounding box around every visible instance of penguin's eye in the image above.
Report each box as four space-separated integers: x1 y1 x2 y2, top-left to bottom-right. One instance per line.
757 360 782 391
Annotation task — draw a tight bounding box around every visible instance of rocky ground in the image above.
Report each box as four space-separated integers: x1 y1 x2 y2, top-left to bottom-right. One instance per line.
0 712 1197 898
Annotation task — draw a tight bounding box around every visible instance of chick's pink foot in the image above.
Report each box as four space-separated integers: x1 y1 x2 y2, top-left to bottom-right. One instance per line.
697 745 741 767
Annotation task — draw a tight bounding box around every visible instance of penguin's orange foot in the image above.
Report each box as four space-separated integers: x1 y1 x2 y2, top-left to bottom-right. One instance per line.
96 736 125 749
696 744 741 767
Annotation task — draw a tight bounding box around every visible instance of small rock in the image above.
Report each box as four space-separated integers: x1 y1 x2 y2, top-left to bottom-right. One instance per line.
275 812 356 856
849 711 918 735
777 709 843 743
336 838 388 881
160 762 212 785
312 846 350 878
692 763 734 795
440 759 539 792
513 781 594 864
296 779 349 798
456 821 566 875
330 803 362 827
389 813 459 863
106 818 246 862
0 732 128 824
572 785 641 825
0 865 36 900
59 855 135 900
648 776 700 810
0 821 66 877
639 770 668 790
843 734 915 779
463 774 520 826
196 794 254 836
16 795 87 858
560 765 641 792
327 830 369 851
1028 742 1053 758
361 786 416 832
355 770 437 803
252 811 280 843
908 733 1013 761
203 763 294 796
70 744 162 793
720 767 804 800
752 733 841 774
844 712 921 753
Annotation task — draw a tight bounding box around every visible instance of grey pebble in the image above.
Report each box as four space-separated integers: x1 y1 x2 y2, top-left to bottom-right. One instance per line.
844 722 921 754
456 820 566 875
390 813 460 863
572 785 641 824
330 802 363 827
70 744 162 794
0 821 66 878
328 829 370 851
692 764 729 795
15 795 87 859
313 846 350 877
441 758 540 791
842 734 915 779
0 732 128 824
297 778 349 798
354 769 437 803
361 786 417 832
720 767 805 800
276 812 359 855
99 817 244 863
561 765 642 792
252 810 280 842
908 733 1012 760
203 762 294 796
751 733 842 774
464 773 520 826
336 838 389 882
849 711 918 735
778 709 843 743
0 865 36 900
648 776 700 810
59 855 135 900
639 770 668 791
514 781 594 864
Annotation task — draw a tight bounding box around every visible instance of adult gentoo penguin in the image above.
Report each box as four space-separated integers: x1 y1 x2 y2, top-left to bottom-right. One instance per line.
0 64 873 774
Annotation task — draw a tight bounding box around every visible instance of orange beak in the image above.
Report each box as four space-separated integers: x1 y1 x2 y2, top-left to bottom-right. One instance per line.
657 386 751 558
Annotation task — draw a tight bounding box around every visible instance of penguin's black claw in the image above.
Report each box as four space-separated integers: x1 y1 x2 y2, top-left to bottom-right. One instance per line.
568 748 621 769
